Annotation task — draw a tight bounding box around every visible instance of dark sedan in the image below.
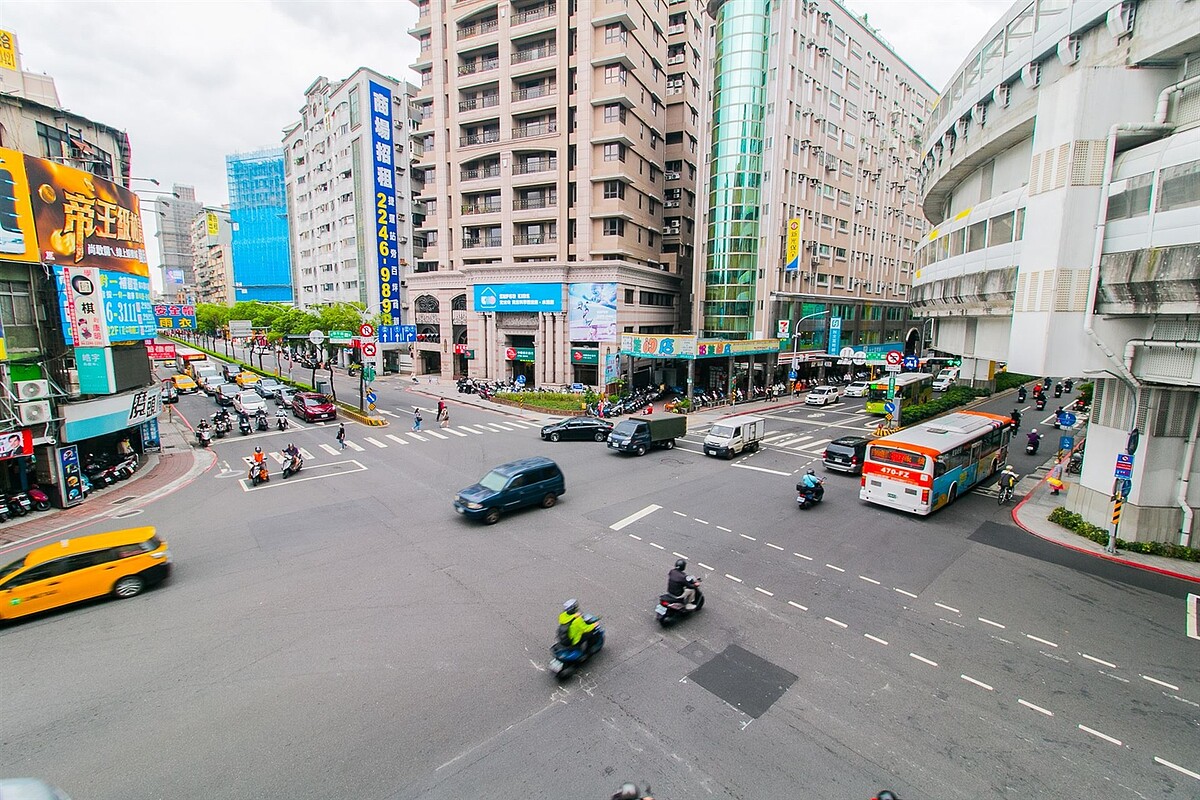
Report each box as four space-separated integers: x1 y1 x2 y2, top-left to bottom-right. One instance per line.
540 417 613 443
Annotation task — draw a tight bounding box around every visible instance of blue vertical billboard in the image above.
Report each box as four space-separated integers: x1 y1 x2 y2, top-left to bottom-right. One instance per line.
827 317 842 355
368 80 401 332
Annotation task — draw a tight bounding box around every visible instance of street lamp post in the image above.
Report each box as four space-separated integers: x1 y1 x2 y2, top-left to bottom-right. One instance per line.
786 310 830 383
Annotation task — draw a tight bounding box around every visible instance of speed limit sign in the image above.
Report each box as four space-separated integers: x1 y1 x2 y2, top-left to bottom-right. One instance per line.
359 323 375 338
362 342 377 357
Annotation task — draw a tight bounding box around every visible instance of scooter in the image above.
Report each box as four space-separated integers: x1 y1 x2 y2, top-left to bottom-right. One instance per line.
248 463 270 486
1054 383 1063 398
1026 434 1041 455
0 502 10 523
239 415 252 436
276 411 289 431
1016 387 1027 403
7 492 32 517
1035 396 1047 411
282 453 303 478
796 480 825 510
27 485 51 511
196 426 213 448
656 576 704 626
549 615 605 680
1067 451 1083 474
255 412 270 432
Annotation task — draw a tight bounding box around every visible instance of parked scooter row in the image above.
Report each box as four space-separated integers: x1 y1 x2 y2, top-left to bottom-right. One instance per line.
84 453 139 487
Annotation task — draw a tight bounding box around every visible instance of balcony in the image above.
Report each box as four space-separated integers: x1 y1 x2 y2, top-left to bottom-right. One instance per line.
458 57 500 76
458 94 500 112
458 18 499 39
514 158 557 175
513 197 557 210
459 130 501 147
665 170 681 181
513 3 556 25
462 236 502 249
461 200 503 215
513 232 558 245
512 45 556 65
512 121 558 139
668 23 686 35
512 84 556 103
461 165 502 181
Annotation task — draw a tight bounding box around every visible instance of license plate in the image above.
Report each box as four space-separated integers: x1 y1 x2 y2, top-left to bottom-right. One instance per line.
549 658 563 672
655 606 666 616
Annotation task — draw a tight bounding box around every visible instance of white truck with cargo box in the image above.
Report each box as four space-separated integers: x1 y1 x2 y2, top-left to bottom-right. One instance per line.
607 414 688 456
703 415 765 459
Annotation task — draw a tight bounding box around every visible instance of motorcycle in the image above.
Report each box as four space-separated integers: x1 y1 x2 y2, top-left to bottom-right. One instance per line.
0 502 9 523
7 492 32 517
196 426 213 448
238 415 252 436
1026 434 1041 455
656 576 705 626
282 453 303 478
549 615 605 680
27 485 52 512
255 412 270 432
1035 396 1047 411
1067 451 1083 474
276 411 289 431
248 463 270 487
84 457 116 487
1053 383 1063 398
1016 387 1027 403
796 480 825 510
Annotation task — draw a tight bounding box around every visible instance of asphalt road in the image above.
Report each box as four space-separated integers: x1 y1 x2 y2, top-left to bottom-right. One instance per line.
2 376 1196 800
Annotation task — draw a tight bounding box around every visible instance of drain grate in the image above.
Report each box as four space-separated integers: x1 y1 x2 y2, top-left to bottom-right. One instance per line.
112 508 144 519
109 495 139 505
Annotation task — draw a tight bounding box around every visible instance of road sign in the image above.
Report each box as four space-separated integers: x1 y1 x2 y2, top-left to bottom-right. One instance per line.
329 330 353 344
368 402 376 411
1059 435 1074 452
366 390 377 404
788 369 797 380
515 374 526 386
363 365 376 382
884 401 896 415
1114 453 1134 479
1058 411 1077 427
852 350 867 366
885 350 902 366
308 329 325 345
359 323 375 338
362 342 377 357
505 347 517 360
886 363 902 373
902 355 919 370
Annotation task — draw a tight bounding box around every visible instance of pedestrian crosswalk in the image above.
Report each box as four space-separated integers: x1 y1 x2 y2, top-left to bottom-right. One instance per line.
759 433 831 454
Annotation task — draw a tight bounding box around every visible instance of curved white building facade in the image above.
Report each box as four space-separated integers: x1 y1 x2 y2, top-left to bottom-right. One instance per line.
913 0 1200 543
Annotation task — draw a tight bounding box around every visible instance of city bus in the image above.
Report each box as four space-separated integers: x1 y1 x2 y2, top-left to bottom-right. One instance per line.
860 410 1012 515
174 346 209 373
864 372 933 415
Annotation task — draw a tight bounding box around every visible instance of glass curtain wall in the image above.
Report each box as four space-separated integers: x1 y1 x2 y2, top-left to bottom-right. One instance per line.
701 0 770 339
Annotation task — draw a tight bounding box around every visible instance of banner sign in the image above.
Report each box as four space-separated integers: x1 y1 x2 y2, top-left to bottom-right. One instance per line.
58 445 84 507
141 418 161 453
60 388 163 443
206 212 220 237
570 348 599 365
153 303 197 330
0 29 17 71
619 335 783 360
76 346 117 394
827 317 843 355
146 342 176 360
368 80 402 328
568 283 618 340
503 346 535 362
0 147 38 263
0 429 33 460
604 353 620 384
54 266 155 345
473 283 563 313
784 218 801 272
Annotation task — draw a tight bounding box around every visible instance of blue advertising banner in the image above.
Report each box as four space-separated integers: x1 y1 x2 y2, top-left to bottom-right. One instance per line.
153 304 197 330
54 266 155 344
58 445 83 507
568 283 618 340
368 81 401 329
826 317 843 355
141 418 161 452
473 283 563 313
76 347 116 394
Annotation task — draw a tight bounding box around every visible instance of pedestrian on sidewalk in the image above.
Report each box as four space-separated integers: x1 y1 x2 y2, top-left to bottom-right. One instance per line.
413 407 423 431
1047 462 1065 496
336 423 346 450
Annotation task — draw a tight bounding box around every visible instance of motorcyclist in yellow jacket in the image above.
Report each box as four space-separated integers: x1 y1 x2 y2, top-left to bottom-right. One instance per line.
557 598 597 649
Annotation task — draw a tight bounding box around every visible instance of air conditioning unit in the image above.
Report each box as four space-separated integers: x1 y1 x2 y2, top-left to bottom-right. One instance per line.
810 255 821 265
17 400 51 425
995 84 1011 108
15 380 49 401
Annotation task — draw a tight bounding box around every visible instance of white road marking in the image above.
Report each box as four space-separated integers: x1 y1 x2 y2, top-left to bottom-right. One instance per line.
1080 653 1117 669
1142 674 1180 691
486 422 519 431
609 504 662 531
825 617 848 629
788 601 808 611
859 575 880 585
961 675 994 691
424 430 449 440
825 564 845 572
407 432 428 442
1078 724 1122 746
716 525 732 532
628 534 642 541
1154 756 1200 781
1188 593 1199 640
740 533 756 541
672 551 688 559
238 459 367 491
379 410 398 417
894 588 918 599
1018 699 1054 717
672 511 687 517
269 452 286 464
766 542 784 551
649 542 665 550
794 437 830 450
385 434 409 445
698 562 714 571
299 448 315 459
794 552 813 561
978 616 1006 629
445 428 468 437
864 634 888 645
725 574 743 583
1026 634 1058 648
458 425 485 434
345 441 365 452
319 443 339 455
365 437 387 448
1101 671 1130 683
762 433 798 444
755 587 774 597
731 463 792 476
694 518 709 525
910 653 938 667
935 602 960 614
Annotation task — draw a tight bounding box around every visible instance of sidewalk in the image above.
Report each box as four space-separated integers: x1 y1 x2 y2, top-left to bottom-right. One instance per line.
0 407 214 553
1012 455 1200 584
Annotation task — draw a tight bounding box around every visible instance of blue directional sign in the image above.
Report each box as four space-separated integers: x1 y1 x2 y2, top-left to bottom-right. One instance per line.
788 369 797 380
1114 453 1134 479
902 355 919 370
1058 412 1077 427
379 324 419 344
883 401 896 415
515 375 527 386
1059 435 1074 453
365 390 377 405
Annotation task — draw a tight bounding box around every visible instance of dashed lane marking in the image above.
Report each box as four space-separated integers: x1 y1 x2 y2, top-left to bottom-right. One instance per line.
766 543 784 551
1154 757 1200 782
859 575 881 585
979 617 1007 629
1081 653 1117 668
1078 724 1122 746
672 511 687 517
794 552 813 561
894 588 918 599
910 653 938 667
864 634 888 645
825 564 845 573
1018 699 1054 717
788 601 808 611
935 602 960 614
1142 675 1180 691
755 587 774 597
1026 634 1058 648
649 542 665 550
961 675 994 691
731 463 792 476
825 617 848 629
698 562 714 571
725 574 743 583
740 533 756 541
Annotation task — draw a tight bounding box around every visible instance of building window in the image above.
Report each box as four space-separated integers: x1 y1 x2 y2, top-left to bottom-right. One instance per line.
625 288 635 304
349 86 361 128
1158 159 1200 212
35 122 113 179
605 23 628 44
604 104 626 124
603 143 625 162
604 65 627 85
988 212 1014 246
603 180 625 199
966 220 987 252
1106 173 1153 220
603 218 625 236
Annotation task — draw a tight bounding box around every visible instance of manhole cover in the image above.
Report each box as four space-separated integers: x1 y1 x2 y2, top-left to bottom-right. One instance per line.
109 496 138 505
688 644 797 719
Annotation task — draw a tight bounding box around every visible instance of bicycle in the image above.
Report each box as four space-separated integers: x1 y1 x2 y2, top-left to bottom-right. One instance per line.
998 483 1015 505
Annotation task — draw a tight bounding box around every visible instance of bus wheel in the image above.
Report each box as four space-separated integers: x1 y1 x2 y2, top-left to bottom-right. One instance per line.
990 459 999 476
949 484 958 503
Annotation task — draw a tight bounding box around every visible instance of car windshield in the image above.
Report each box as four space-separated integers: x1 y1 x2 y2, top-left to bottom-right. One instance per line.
303 396 327 407
613 420 641 435
709 424 734 437
0 556 25 582
478 470 508 491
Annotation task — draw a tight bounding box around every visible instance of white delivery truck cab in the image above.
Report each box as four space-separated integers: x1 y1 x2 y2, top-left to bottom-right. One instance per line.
703 415 766 459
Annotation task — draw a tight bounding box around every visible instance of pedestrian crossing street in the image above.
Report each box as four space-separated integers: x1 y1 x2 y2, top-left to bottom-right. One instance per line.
238 418 546 466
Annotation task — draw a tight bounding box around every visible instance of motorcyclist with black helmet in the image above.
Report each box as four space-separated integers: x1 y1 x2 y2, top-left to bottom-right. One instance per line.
668 559 698 610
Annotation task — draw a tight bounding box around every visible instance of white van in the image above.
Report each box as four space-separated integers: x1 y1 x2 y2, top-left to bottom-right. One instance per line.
933 368 959 392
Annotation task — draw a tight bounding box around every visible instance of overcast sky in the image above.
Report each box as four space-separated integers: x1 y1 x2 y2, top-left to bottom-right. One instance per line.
1 0 1012 270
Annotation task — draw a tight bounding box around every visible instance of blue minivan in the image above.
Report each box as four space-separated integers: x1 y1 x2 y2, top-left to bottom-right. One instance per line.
454 457 565 525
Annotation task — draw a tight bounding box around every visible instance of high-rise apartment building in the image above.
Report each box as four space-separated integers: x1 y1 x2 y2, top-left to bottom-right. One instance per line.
226 148 292 303
191 206 233 306
692 0 934 386
407 0 703 385
155 184 201 302
283 70 420 335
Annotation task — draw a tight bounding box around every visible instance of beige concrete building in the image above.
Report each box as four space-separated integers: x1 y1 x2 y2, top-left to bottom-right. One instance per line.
191 206 233 306
407 0 705 386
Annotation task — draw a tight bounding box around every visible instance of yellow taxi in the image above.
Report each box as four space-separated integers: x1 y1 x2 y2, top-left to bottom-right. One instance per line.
0 527 171 622
171 374 199 393
235 371 261 388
